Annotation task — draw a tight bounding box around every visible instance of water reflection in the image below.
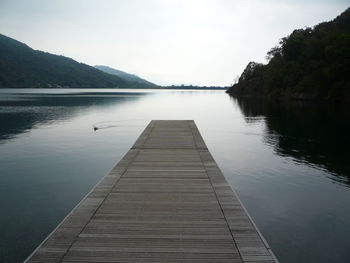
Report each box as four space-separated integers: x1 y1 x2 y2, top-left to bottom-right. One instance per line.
1 89 350 263
0 93 144 142
0 92 149 262
231 97 350 186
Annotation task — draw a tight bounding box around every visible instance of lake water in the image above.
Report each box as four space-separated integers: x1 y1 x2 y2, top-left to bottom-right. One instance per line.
0 89 349 263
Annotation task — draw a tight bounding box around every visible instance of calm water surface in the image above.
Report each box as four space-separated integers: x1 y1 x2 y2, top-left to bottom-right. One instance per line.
0 89 349 263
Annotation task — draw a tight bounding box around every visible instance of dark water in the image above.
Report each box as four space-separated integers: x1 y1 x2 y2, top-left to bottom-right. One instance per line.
0 89 349 263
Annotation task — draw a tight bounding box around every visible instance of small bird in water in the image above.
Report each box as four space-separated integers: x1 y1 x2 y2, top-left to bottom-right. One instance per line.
93 126 98 131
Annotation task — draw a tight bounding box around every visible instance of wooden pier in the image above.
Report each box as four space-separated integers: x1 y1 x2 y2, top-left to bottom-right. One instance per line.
26 120 278 263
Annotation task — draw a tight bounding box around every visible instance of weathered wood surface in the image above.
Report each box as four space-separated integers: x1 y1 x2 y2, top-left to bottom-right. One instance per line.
25 120 278 263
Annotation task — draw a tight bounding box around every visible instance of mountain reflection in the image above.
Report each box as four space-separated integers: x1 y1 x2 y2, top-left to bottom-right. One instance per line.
0 93 143 142
231 96 350 185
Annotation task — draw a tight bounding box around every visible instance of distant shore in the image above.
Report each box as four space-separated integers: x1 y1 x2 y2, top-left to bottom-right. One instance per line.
0 86 228 90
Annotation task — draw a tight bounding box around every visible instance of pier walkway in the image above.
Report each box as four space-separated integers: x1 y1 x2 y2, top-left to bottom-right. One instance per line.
26 120 278 263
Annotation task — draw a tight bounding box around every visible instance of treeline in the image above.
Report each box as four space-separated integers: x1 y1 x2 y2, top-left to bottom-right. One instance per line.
227 8 350 102
163 85 227 90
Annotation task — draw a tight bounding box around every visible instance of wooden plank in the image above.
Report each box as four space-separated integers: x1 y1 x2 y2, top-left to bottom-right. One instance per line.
25 120 278 263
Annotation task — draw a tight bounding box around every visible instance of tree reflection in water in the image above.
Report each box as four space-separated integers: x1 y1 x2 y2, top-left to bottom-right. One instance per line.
231 96 350 186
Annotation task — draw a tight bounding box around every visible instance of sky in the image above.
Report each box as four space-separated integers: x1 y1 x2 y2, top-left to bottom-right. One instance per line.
0 0 348 86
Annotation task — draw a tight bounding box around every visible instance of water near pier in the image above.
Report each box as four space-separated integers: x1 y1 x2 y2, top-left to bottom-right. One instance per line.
0 89 349 263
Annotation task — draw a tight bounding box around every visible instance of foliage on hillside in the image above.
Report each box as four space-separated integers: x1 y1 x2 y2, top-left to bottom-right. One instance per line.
0 34 128 88
227 8 350 101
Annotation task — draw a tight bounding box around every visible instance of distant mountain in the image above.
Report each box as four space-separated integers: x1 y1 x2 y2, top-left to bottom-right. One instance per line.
0 34 132 88
227 8 350 102
95 65 156 88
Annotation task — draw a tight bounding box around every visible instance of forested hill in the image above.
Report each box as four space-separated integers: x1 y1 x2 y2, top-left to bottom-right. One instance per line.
95 65 157 88
227 8 350 102
0 34 128 88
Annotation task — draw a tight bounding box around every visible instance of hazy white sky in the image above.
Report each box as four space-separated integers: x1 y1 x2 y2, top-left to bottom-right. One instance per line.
0 0 348 86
